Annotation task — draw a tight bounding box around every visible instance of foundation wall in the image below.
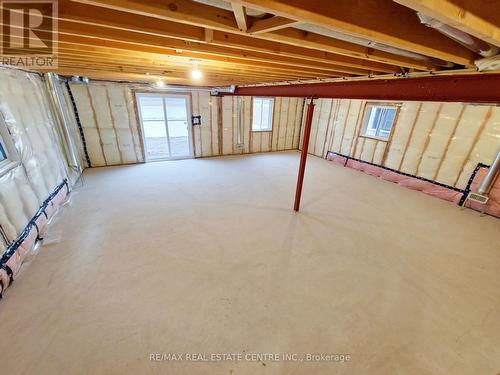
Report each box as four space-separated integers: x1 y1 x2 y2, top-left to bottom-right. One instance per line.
305 99 500 190
0 68 71 256
70 81 304 165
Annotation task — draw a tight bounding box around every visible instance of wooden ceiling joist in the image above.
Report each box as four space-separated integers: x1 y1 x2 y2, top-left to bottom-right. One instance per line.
8 0 495 85
69 0 438 70
54 39 359 76
55 3 398 74
229 0 477 66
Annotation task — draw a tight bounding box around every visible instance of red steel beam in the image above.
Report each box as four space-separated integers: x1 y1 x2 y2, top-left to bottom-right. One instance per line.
225 74 500 103
294 98 315 212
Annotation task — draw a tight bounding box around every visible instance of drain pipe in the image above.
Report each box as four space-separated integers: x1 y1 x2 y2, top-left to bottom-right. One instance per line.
478 149 500 194
417 13 499 58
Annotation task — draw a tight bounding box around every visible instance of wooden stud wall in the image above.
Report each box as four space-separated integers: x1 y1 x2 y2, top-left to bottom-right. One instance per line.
70 81 304 166
305 99 500 189
69 82 144 166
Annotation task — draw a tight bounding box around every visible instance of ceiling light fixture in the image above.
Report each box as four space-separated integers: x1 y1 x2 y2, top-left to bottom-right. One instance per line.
191 61 202 80
191 69 202 79
156 80 165 88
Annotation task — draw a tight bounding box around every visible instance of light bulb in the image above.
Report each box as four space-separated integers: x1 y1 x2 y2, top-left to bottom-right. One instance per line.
191 69 202 79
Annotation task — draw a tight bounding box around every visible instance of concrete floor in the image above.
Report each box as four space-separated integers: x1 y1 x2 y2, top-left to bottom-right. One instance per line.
1 151 499 375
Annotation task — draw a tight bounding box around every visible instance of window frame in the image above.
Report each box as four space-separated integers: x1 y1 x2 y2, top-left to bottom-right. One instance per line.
359 102 400 142
0 113 20 176
251 97 275 132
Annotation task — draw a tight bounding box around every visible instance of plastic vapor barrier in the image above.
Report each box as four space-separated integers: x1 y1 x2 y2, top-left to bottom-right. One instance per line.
0 67 76 298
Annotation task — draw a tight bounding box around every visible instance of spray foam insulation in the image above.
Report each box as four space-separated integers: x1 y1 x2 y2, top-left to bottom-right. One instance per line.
306 99 500 190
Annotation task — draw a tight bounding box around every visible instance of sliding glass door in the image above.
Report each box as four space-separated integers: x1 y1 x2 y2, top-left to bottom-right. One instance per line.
136 93 193 161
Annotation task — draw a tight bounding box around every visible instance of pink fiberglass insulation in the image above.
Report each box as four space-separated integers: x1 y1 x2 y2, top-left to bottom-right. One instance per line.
421 185 463 204
329 154 464 205
326 153 348 166
363 164 385 177
379 170 407 184
6 251 22 278
465 167 500 218
1 180 70 298
53 185 68 207
0 268 10 292
44 201 57 220
18 226 38 258
346 159 366 172
34 214 47 237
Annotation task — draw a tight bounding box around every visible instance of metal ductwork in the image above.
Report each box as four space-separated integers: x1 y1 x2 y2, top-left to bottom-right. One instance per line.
210 85 236 95
417 13 499 58
475 54 500 72
297 23 455 68
478 149 500 195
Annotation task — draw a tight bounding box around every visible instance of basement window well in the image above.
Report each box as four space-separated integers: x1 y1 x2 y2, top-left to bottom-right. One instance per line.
361 104 398 141
252 97 274 131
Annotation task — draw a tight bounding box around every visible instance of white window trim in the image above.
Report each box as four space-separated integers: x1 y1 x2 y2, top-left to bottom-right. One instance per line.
360 103 399 142
0 113 21 177
252 97 274 132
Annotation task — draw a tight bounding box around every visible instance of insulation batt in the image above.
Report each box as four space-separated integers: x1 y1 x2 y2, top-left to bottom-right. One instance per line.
0 67 76 295
0 68 69 255
333 157 464 204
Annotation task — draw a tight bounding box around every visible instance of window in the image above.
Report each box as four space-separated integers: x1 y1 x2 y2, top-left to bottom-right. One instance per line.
0 140 7 163
252 97 274 131
361 104 398 140
0 113 19 174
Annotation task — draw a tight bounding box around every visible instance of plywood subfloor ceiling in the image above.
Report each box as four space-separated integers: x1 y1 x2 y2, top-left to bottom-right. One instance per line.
29 0 500 86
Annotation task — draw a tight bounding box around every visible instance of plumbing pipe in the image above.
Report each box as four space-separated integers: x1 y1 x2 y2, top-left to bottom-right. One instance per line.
417 13 499 58
478 149 500 194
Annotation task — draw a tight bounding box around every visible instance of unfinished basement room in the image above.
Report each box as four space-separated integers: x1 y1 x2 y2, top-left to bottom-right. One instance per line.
1 0 500 374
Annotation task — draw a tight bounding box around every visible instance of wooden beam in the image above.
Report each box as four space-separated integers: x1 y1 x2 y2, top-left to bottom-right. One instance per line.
70 0 436 69
230 0 477 66
248 16 299 34
394 0 500 47
231 3 247 32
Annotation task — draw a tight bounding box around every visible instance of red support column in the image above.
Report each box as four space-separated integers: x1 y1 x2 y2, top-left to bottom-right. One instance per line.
294 98 315 212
